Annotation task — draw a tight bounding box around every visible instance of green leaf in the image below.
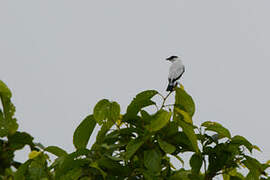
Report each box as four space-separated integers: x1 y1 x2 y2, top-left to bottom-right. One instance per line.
230 176 243 180
252 145 261 152
160 121 178 138
93 99 121 125
190 153 203 174
28 159 49 180
109 101 120 121
142 170 155 180
175 107 193 124
93 99 110 124
53 149 91 178
230 172 245 179
93 120 114 147
243 156 265 179
222 173 230 180
147 110 171 132
144 149 162 173
126 90 158 118
158 138 176 154
35 142 45 149
68 148 92 159
0 92 18 137
140 110 152 124
175 87 195 117
174 115 199 153
169 169 192 180
231 135 253 153
97 156 130 176
58 167 83 180
0 81 18 137
8 131 34 150
54 158 89 178
202 121 231 139
45 146 68 157
73 115 96 149
0 117 18 137
0 80 12 98
125 138 145 160
14 160 31 180
90 161 107 179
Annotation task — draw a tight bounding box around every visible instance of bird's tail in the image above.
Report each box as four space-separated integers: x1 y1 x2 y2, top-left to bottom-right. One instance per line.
166 83 174 92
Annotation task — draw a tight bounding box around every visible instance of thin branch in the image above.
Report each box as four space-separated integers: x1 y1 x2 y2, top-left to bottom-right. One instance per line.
154 104 159 111
157 92 165 100
162 104 175 108
160 91 173 109
198 127 207 174
203 156 207 175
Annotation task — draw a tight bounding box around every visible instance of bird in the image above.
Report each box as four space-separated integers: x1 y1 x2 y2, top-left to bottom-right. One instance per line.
166 55 185 91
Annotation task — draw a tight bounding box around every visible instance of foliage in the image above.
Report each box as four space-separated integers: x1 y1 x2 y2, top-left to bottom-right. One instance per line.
0 80 269 180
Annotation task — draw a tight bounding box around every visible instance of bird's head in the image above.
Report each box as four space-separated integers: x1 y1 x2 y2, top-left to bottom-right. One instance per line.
166 55 179 62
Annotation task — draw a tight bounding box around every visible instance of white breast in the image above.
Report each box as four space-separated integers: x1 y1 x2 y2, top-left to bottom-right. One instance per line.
168 60 184 80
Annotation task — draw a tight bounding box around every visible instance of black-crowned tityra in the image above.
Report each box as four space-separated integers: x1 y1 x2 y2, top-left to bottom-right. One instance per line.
166 56 185 91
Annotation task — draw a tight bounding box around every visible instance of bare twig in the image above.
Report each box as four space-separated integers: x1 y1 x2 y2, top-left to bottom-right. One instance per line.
162 104 175 108
161 91 173 109
157 92 165 100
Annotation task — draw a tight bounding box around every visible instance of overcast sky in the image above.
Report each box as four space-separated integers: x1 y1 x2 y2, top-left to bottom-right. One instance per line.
1 0 270 172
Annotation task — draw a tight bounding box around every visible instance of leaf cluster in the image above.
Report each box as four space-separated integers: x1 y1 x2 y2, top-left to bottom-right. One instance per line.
0 80 269 180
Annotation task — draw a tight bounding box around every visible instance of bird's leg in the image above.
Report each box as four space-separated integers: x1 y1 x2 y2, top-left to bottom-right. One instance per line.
174 81 179 88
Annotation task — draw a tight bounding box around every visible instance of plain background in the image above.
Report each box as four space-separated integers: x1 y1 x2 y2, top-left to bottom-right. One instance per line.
1 0 270 177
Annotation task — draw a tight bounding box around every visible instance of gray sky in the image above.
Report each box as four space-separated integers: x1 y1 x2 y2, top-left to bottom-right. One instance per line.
1 0 270 170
